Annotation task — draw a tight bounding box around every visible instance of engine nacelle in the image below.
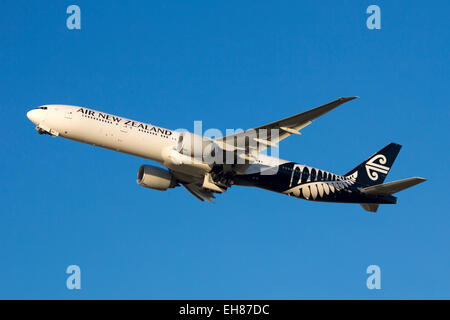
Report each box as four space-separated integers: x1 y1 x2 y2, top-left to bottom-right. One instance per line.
136 165 177 191
177 132 225 164
177 132 214 158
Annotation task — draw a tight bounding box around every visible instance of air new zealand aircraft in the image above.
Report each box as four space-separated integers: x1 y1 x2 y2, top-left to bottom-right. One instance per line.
26 97 426 212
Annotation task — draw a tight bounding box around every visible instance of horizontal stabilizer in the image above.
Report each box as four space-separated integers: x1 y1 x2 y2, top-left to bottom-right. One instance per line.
360 177 426 196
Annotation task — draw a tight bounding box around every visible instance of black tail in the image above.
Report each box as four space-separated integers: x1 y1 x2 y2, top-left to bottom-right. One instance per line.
345 143 402 187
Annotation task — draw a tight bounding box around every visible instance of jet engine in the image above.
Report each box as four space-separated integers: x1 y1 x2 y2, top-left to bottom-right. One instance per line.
176 132 225 164
136 165 177 191
177 132 213 158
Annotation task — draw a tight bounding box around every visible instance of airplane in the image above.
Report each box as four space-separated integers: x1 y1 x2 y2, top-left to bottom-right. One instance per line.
26 97 425 212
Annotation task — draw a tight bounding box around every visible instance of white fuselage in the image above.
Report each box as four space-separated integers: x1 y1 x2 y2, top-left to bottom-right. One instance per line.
28 105 177 161
26 105 286 178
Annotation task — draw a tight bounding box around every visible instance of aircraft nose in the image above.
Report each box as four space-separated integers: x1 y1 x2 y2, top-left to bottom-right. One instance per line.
26 109 42 124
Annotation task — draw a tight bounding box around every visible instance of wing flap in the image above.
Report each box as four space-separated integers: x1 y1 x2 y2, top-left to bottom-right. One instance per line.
181 183 216 203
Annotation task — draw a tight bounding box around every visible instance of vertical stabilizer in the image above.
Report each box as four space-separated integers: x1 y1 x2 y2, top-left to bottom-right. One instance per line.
345 143 402 186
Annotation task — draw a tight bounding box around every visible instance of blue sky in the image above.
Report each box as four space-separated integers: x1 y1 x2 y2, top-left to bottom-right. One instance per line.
0 0 449 299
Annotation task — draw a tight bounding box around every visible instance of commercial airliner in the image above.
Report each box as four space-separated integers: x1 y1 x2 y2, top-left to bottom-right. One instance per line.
26 97 425 212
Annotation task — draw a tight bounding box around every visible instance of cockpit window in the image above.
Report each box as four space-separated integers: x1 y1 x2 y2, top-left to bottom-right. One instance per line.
36 106 47 110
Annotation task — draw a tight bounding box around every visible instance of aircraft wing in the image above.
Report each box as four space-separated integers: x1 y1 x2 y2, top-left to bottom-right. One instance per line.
171 169 227 203
175 97 359 201
214 97 358 151
181 182 217 203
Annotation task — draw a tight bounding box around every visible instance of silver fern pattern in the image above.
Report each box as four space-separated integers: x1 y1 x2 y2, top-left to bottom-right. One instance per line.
284 171 358 200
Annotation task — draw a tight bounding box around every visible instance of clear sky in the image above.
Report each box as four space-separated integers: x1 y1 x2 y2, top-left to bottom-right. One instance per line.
0 0 449 299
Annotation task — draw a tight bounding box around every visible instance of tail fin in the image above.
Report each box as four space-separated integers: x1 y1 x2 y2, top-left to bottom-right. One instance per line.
345 143 402 186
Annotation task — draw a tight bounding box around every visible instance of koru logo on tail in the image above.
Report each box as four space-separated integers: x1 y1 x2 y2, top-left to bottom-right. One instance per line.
365 154 390 181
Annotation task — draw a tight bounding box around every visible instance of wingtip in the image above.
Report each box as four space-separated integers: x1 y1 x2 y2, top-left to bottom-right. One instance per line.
336 96 359 103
